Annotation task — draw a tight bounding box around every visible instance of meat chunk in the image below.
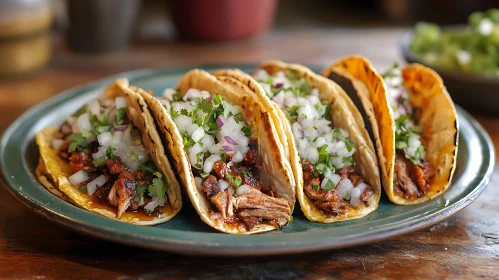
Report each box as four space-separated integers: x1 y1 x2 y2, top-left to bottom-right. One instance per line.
210 190 234 219
394 154 419 200
242 140 262 169
202 175 219 199
212 161 230 178
360 188 374 203
234 187 291 228
69 151 96 173
407 159 431 194
108 170 136 218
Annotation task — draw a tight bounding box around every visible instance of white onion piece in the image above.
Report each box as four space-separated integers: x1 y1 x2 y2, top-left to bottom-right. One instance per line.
69 170 89 186
194 177 203 190
77 113 92 132
86 175 107 195
162 88 176 100
203 154 221 173
349 187 362 207
236 184 252 196
97 132 112 146
218 179 229 192
231 151 244 163
192 127 205 142
88 100 101 116
144 196 159 211
115 97 127 109
336 178 354 198
92 146 106 159
183 88 202 101
51 139 65 151
356 182 367 193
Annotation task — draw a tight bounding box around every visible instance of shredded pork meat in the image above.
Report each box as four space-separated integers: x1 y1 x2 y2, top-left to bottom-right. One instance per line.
302 161 373 216
394 153 431 200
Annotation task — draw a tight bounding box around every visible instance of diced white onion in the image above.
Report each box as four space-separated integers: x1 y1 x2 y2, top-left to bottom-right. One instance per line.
97 132 113 146
192 127 205 142
349 187 362 207
218 179 229 192
336 178 354 198
162 88 176 100
51 139 65 151
231 151 244 163
115 97 127 109
86 175 107 195
69 170 89 186
144 196 159 211
203 154 221 173
88 100 101 116
236 184 252 196
77 113 92 132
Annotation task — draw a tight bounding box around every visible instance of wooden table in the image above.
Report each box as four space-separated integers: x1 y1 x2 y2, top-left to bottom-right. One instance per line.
1 30 498 279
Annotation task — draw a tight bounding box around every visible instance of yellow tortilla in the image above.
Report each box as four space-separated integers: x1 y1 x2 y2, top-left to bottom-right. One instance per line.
36 80 182 225
137 69 296 234
217 60 381 223
323 56 458 204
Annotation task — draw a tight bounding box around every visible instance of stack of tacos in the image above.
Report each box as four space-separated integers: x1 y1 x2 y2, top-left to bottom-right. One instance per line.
213 61 382 223
35 56 458 233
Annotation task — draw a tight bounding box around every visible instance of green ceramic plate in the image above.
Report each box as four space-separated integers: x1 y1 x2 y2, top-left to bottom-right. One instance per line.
0 64 495 256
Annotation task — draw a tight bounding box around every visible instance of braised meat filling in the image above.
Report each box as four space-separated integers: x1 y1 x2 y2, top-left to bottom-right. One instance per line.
160 89 291 231
198 140 291 230
384 64 433 200
52 96 170 217
254 69 375 216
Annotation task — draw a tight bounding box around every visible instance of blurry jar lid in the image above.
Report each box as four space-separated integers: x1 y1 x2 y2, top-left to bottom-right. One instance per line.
0 0 52 39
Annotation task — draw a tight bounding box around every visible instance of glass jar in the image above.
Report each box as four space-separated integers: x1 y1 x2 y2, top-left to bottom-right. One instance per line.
0 0 52 77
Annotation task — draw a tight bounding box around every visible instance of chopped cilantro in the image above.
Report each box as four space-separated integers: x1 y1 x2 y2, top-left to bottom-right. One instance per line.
220 151 227 162
170 107 179 118
68 133 88 153
286 105 300 122
231 175 242 189
323 103 331 119
225 173 233 179
92 157 106 167
312 184 320 191
136 184 147 197
172 92 183 101
145 209 152 216
241 126 251 137
79 185 87 192
214 94 223 105
240 169 252 177
148 172 167 198
106 146 117 160
115 107 127 124
74 104 88 117
322 179 336 191
317 144 330 167
344 191 351 200
81 130 94 138
134 197 140 203
182 130 195 150
200 172 210 179
139 162 155 174
96 126 109 134
381 62 399 79
129 149 138 160
198 99 213 113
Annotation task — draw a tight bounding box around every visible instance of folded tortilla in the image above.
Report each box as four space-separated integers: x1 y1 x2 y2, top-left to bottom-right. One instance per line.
136 69 296 234
36 79 182 225
322 55 459 205
213 61 381 223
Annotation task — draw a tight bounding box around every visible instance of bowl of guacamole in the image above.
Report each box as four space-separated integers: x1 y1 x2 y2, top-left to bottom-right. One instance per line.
401 9 499 115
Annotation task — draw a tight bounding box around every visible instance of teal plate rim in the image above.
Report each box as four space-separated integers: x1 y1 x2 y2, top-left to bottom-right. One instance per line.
0 64 495 256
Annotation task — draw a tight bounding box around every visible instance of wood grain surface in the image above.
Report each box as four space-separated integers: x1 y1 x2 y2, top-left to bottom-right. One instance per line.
0 30 498 279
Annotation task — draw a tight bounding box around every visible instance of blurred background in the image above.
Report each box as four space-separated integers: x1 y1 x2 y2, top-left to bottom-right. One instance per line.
0 0 497 79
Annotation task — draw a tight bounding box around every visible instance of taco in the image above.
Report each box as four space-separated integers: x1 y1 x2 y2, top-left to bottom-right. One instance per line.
136 69 296 234
213 61 381 223
36 79 182 225
322 56 458 204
